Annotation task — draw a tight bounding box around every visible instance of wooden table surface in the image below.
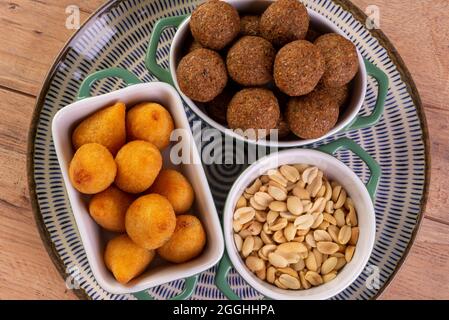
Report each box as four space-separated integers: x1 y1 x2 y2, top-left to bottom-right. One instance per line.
0 0 448 300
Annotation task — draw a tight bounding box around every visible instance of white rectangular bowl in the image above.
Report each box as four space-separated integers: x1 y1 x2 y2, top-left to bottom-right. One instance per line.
52 82 224 295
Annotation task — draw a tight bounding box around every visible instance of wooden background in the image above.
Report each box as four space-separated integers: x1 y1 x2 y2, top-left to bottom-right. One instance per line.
0 0 448 299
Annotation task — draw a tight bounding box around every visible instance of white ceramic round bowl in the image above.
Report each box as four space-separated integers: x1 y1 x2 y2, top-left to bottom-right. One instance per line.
169 0 367 147
222 149 376 300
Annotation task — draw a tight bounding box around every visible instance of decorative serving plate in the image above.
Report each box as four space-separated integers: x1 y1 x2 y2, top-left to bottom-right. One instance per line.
28 0 429 300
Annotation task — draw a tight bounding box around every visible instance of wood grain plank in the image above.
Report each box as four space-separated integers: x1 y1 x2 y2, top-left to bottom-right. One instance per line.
0 0 105 95
380 218 449 299
0 88 76 299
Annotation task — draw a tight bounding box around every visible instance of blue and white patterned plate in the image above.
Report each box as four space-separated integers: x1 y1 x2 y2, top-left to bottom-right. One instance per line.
28 0 429 300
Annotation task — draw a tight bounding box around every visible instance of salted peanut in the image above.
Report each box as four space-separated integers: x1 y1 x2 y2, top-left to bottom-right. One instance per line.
267 266 276 283
280 211 298 222
334 209 346 227
292 235 305 243
261 230 274 244
310 197 326 214
269 201 288 212
267 210 280 225
293 164 309 173
331 252 345 258
302 200 313 213
256 267 267 280
314 230 332 242
286 196 303 215
345 246 356 262
260 185 268 192
323 212 337 224
332 185 347 209
279 165 300 182
302 167 319 184
254 191 274 207
317 241 340 255
349 227 359 245
253 236 263 251
277 251 301 264
255 210 268 223
318 221 330 230
268 185 288 201
267 169 288 187
346 203 358 226
233 220 243 233
311 212 324 229
305 252 318 272
236 196 247 209
292 259 305 271
234 234 243 252
307 174 323 198
316 184 326 198
323 271 337 283
274 279 288 289
299 271 311 289
263 222 273 235
335 257 347 271
294 214 314 230
306 233 317 248
250 196 267 210
245 178 262 194
284 223 297 241
338 225 352 244
292 185 310 200
328 225 340 243
270 217 288 231
243 192 252 199
277 267 299 279
246 221 263 236
268 180 288 192
260 244 277 260
296 228 310 236
313 248 323 267
104 234 154 284
268 252 289 268
242 236 255 257
305 271 323 286
72 102 126 155
321 257 338 275
277 242 307 254
279 274 301 290
234 207 256 224
286 181 296 192
273 230 287 243
246 256 265 272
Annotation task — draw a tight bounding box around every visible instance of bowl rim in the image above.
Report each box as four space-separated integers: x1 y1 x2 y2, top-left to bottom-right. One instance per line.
222 148 376 300
51 81 224 295
169 4 368 148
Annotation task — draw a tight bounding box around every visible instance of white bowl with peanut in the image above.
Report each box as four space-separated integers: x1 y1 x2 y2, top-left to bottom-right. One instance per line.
223 148 377 300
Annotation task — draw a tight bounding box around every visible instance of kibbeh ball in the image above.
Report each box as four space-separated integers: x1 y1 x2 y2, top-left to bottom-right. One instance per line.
176 48 228 102
274 40 325 96
260 0 309 47
275 114 291 139
226 36 276 86
314 33 359 87
187 39 203 53
315 82 350 109
190 0 240 50
227 88 280 138
204 85 237 125
286 89 339 139
240 15 260 36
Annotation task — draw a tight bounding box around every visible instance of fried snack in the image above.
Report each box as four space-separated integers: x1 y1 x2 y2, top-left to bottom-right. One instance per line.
274 40 325 96
157 215 206 263
227 88 280 139
226 36 276 86
72 102 126 155
260 0 309 47
89 185 134 232
314 33 359 88
286 89 339 139
69 143 116 194
114 141 162 194
176 48 228 102
190 0 240 50
149 169 194 214
125 194 176 250
104 234 155 284
126 102 174 150
240 15 260 36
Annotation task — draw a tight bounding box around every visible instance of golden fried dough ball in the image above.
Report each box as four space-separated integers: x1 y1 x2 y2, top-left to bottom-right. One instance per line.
157 215 206 263
149 169 194 214
69 143 116 194
104 234 155 284
126 102 174 150
88 186 134 232
125 194 176 250
114 141 162 193
72 102 126 155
